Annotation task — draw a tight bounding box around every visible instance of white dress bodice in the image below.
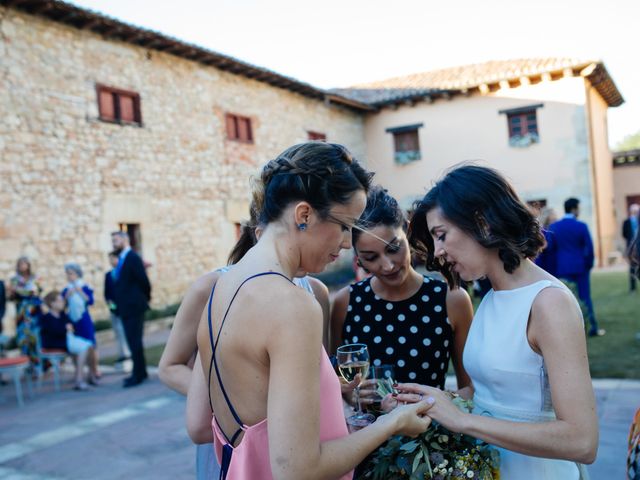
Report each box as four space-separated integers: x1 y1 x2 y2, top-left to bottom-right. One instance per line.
463 280 586 479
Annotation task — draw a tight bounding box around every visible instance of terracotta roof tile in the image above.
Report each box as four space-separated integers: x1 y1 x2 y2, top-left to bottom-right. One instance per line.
340 58 624 107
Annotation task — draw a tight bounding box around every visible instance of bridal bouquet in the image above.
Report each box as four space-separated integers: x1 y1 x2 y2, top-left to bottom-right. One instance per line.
357 385 500 480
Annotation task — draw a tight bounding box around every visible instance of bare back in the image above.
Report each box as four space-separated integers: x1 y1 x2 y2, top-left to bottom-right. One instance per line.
196 266 315 444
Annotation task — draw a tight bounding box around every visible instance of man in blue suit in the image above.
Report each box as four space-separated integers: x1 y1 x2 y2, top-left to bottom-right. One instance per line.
111 231 152 387
549 198 604 337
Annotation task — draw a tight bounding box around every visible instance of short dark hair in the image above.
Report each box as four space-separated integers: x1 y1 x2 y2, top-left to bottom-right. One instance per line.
564 197 580 213
353 185 407 246
408 164 545 288
255 142 373 225
44 290 61 307
111 230 129 240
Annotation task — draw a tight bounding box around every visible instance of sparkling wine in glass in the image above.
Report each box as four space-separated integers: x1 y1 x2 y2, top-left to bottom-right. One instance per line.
336 343 375 428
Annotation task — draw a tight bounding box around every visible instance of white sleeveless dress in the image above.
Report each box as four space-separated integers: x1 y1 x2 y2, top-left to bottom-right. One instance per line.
463 280 588 479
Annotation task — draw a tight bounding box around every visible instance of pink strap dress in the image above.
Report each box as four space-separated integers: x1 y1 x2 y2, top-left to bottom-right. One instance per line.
207 272 352 480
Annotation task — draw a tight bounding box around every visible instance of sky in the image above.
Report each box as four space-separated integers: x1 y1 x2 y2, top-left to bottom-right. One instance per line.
68 0 639 148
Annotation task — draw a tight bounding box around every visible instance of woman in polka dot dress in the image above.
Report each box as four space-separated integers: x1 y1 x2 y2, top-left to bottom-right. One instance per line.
330 186 473 393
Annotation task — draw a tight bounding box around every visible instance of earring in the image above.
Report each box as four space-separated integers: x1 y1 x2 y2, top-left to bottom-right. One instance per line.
298 223 307 231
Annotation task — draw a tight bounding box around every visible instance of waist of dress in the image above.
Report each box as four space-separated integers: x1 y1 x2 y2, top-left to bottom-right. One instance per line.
473 397 556 423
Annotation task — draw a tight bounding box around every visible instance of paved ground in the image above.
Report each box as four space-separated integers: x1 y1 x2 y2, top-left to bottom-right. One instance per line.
0 324 637 479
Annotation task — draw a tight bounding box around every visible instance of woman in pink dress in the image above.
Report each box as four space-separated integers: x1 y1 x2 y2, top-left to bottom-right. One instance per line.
187 142 433 480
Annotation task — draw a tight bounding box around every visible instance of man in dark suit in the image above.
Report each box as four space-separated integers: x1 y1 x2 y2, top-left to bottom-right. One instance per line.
549 198 604 337
622 203 639 292
111 231 152 387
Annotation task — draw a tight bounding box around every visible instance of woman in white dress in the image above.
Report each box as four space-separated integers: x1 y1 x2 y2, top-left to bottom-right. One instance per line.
396 165 597 479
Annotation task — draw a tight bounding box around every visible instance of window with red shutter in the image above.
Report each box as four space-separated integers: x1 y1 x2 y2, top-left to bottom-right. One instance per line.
307 131 327 141
98 90 116 121
96 85 142 126
386 124 423 165
500 104 542 147
119 95 135 123
225 113 254 143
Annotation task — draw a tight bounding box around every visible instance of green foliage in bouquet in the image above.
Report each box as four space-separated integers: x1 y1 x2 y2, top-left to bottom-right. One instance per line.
357 392 500 480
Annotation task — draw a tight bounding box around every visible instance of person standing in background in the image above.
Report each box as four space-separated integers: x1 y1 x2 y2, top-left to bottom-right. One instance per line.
622 203 639 293
104 251 131 364
111 231 151 388
8 257 42 365
550 198 604 337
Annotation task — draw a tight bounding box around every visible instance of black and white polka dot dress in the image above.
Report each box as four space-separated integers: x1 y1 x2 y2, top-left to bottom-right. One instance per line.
341 276 452 389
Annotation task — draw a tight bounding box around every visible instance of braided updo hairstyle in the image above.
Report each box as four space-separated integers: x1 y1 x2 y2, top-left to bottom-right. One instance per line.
254 142 373 225
408 164 545 288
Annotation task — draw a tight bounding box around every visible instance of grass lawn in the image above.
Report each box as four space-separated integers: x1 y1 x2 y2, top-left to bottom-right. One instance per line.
103 271 638 378
586 270 639 379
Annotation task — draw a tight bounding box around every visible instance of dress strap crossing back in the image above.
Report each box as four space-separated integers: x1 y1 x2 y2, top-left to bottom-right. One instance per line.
206 271 293 480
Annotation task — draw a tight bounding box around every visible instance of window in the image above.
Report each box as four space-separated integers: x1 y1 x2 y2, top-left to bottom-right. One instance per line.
526 199 547 215
386 124 423 165
307 131 327 141
118 223 142 254
499 104 543 147
97 85 142 125
225 113 253 143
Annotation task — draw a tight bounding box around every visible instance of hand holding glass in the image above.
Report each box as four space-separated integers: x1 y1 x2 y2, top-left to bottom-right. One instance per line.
336 343 375 427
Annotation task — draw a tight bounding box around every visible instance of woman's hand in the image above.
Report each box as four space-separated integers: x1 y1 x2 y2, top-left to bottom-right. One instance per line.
356 378 379 407
378 398 435 438
455 385 474 400
394 383 468 433
340 373 360 399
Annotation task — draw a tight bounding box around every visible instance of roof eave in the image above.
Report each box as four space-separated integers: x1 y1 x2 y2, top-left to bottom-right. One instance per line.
583 63 625 108
1 0 369 108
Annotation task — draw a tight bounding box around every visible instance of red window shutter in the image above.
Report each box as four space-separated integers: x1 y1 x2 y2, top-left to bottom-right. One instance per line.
508 110 537 138
394 131 419 152
98 89 115 120
119 94 135 123
308 131 326 141
244 118 253 142
237 117 250 142
226 114 237 139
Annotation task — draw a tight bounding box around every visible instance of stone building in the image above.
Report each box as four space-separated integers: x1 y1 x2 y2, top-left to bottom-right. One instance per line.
0 0 626 332
0 0 370 328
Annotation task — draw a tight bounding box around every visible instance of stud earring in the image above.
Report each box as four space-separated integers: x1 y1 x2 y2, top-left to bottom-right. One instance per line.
298 223 307 231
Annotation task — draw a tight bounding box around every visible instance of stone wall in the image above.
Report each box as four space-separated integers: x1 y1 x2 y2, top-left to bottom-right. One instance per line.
0 7 365 331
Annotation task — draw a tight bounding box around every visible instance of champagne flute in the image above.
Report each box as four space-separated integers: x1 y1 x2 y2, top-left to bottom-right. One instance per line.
336 343 375 427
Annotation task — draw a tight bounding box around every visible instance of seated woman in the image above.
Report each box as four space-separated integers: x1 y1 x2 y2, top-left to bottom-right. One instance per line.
41 291 93 390
187 142 433 479
396 164 598 479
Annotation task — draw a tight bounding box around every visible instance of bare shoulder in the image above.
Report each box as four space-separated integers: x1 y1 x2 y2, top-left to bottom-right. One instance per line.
254 277 323 328
307 276 329 300
445 285 471 306
332 284 351 309
189 270 221 299
530 285 583 332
